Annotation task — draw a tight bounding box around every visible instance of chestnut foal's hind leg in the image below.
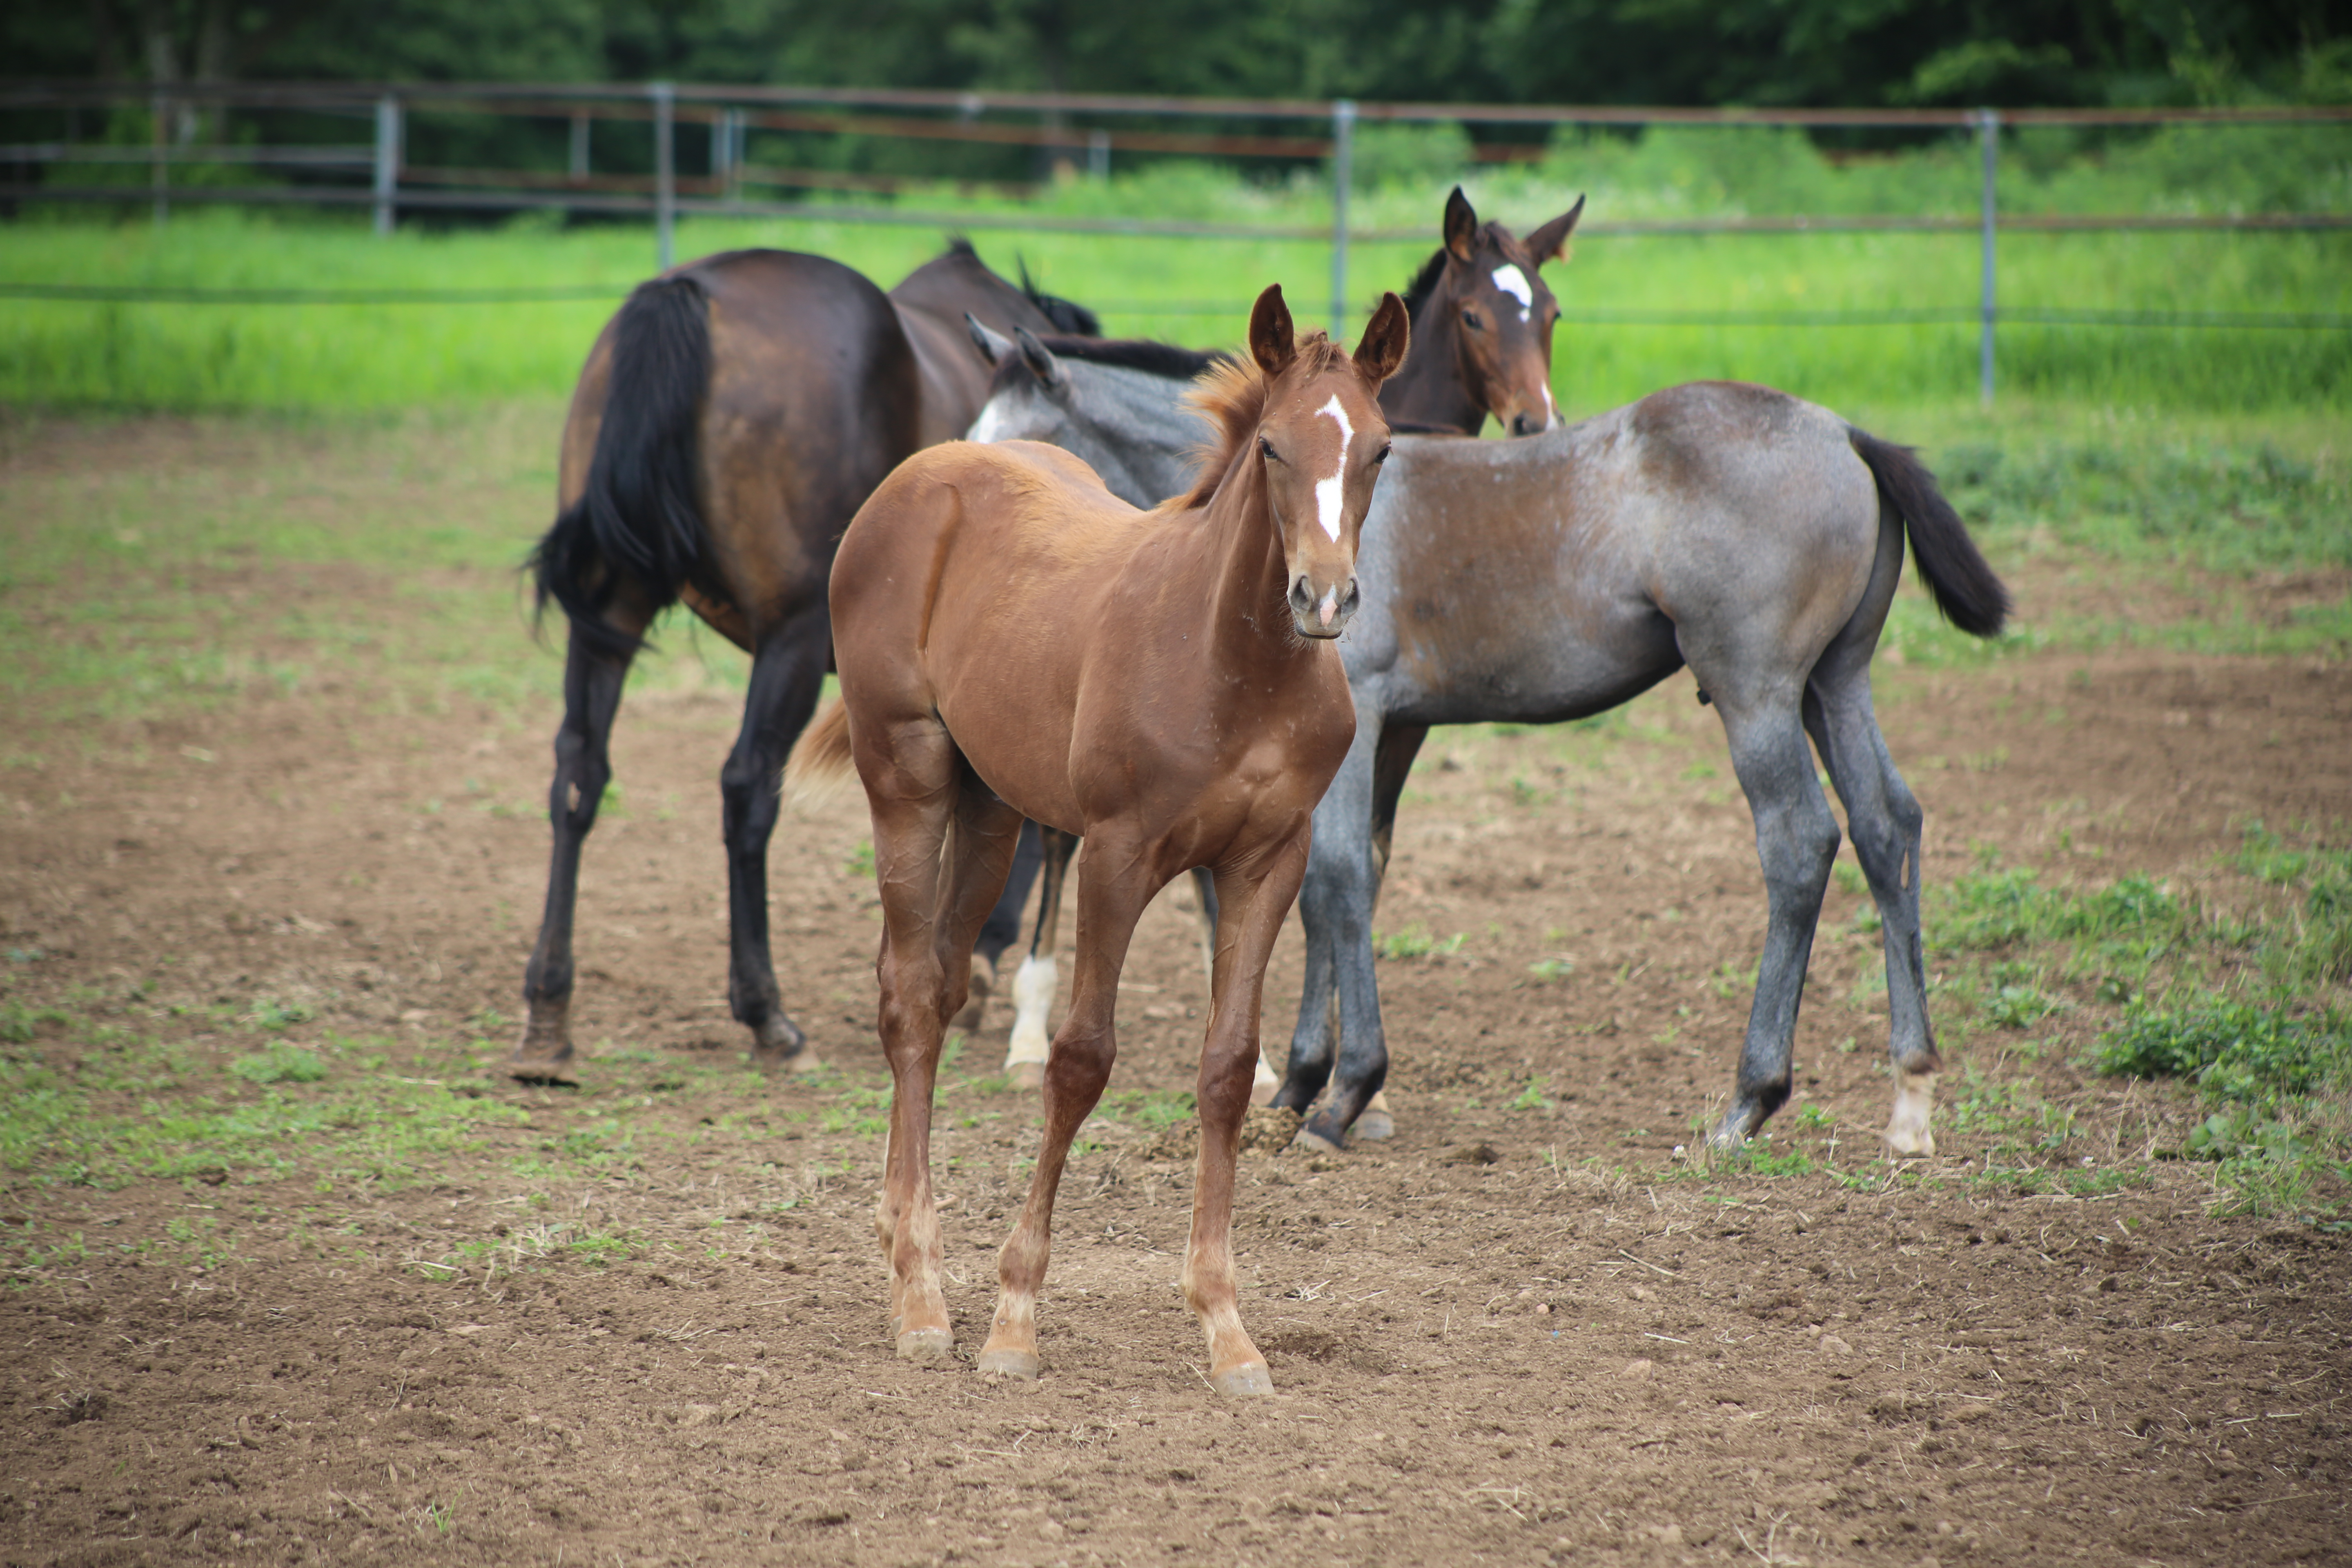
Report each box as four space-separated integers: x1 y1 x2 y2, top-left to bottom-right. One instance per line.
979 833 1154 1380
1183 841 1311 1395
516 608 647 1081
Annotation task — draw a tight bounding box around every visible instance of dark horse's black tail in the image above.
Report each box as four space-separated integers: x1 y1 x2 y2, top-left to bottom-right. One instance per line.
1846 428 2010 638
530 274 713 654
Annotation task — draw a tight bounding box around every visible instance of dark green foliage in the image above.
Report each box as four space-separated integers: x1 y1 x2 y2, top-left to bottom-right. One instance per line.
9 0 2347 115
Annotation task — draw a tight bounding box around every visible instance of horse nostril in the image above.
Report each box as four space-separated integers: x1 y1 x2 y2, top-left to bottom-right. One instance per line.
1287 576 1316 618
1339 577 1361 619
1511 412 1540 437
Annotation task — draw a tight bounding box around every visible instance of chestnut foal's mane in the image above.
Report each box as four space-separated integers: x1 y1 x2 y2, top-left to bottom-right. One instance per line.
1174 331 1352 512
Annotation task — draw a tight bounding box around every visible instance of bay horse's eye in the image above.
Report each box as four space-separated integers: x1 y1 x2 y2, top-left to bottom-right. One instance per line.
1462 309 1485 331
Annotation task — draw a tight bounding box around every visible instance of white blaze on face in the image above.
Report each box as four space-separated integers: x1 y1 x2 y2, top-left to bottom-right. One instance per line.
1312 393 1354 543
1491 263 1534 323
1541 379 1557 430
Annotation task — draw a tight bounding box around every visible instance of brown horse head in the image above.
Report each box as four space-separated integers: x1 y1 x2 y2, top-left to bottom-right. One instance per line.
1230 283 1408 640
1382 186 1584 438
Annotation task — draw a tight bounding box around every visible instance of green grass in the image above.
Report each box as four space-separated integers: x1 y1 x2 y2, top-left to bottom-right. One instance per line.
4 122 2348 416
1924 827 2352 1225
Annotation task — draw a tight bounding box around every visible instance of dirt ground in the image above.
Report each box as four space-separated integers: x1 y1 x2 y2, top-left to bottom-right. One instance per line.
1 414 2348 1567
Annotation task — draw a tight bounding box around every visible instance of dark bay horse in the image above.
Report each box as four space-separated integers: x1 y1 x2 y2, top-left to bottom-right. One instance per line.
958 187 1583 1104
790 285 1409 1393
515 241 1096 1082
960 331 2009 1160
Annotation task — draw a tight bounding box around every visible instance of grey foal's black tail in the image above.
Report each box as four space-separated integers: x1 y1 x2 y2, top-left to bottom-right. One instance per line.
530 274 713 654
1847 427 2010 638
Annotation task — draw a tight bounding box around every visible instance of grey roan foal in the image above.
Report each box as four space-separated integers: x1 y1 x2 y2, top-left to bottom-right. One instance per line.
963 332 2009 1158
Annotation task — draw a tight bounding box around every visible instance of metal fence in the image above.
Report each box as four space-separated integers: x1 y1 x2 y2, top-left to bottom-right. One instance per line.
6 80 2350 405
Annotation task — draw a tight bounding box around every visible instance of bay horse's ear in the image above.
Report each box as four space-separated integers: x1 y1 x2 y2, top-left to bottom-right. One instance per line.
1248 283 1296 377
965 312 1015 368
1012 326 1067 390
1351 292 1411 388
1443 186 1478 263
1525 194 1586 269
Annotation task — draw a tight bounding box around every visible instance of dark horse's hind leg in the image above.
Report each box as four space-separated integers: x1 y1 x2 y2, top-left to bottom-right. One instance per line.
1709 696 1843 1149
722 609 832 1069
515 613 646 1082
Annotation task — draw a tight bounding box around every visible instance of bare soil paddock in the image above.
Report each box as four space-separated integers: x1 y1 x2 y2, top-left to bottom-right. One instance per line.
1 413 2347 1566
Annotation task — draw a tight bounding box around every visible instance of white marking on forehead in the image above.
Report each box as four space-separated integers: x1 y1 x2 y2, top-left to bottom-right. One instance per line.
1491 263 1534 322
1312 394 1354 542
967 400 1007 444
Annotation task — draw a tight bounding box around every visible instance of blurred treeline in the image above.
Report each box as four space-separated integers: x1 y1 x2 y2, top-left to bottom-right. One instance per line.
7 0 2348 111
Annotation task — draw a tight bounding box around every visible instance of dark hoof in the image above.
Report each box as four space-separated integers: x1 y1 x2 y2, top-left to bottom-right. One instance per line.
1298 1111 1348 1151
951 956 995 1033
749 1014 820 1073
509 1022 577 1085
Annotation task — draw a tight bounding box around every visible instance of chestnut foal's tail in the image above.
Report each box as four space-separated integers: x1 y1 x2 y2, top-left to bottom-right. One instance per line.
783 699 858 804
1846 428 2011 639
530 274 713 653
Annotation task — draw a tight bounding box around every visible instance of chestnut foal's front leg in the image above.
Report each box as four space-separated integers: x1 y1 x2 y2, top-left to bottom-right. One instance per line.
866 733 1023 1363
978 835 1155 1381
1183 839 1308 1395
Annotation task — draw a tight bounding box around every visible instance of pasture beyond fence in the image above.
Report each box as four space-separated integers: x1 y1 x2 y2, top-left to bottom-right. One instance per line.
3 80 2350 408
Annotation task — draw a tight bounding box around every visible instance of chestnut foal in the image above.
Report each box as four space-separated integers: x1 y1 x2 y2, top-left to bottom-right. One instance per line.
792 285 1408 1394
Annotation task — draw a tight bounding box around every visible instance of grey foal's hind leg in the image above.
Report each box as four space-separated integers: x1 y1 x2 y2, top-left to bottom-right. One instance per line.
1804 674 1940 1154
1711 697 1843 1148
1004 827 1080 1084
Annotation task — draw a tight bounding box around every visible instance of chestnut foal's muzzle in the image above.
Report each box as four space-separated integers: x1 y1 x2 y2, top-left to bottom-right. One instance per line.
1287 572 1361 639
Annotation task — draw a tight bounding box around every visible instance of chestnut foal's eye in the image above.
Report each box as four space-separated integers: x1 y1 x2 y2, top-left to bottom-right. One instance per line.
1259 437 1281 463
1374 443 1393 464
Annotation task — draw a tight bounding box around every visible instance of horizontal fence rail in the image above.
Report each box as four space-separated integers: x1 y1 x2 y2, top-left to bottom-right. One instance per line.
5 78 2350 405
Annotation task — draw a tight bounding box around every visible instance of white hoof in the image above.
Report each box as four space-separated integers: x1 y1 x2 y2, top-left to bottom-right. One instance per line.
1884 1070 1938 1157
1002 952 1056 1076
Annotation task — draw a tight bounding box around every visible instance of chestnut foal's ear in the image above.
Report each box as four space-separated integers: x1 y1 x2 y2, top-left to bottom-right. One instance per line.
1352 292 1412 388
1248 283 1296 377
1442 185 1479 263
1526 194 1586 269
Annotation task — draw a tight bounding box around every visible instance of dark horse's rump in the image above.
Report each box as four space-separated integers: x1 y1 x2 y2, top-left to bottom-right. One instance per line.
528 276 711 652
511 242 1087 1082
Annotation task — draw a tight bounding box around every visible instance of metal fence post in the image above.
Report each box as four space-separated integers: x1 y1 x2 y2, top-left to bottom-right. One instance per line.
653 82 675 270
1978 107 1999 408
151 91 167 226
1088 128 1110 183
719 107 744 203
569 109 590 180
1330 99 1356 340
373 94 401 237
